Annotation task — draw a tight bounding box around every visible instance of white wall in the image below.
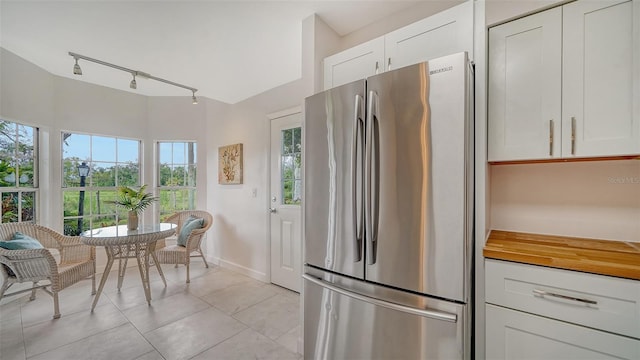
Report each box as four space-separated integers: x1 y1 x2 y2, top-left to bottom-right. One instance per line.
1 48 56 225
205 79 306 281
0 48 54 128
306 15 341 95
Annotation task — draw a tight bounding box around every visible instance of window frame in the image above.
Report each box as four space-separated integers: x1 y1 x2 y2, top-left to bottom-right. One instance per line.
156 141 197 221
61 131 142 234
0 119 39 223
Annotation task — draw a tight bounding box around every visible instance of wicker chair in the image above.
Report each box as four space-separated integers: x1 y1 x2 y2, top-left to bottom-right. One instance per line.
155 210 212 283
0 223 96 319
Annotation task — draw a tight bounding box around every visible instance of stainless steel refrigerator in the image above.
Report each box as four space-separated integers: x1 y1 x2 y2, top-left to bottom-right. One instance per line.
303 52 474 359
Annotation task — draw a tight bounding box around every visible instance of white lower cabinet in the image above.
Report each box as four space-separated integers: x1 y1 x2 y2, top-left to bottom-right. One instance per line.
486 304 640 359
485 259 640 359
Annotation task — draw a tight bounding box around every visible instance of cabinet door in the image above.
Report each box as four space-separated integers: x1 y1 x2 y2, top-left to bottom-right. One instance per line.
486 304 640 360
384 1 473 71
562 0 640 157
385 1 473 71
323 37 384 90
487 7 562 161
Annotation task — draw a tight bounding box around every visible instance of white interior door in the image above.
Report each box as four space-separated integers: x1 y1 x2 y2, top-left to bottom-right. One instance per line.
270 111 302 292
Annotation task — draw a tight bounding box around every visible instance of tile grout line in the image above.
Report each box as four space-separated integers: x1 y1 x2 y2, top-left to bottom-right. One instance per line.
20 299 27 360
23 283 132 360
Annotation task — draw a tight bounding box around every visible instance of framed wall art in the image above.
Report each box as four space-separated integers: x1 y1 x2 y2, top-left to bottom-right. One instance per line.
218 143 243 184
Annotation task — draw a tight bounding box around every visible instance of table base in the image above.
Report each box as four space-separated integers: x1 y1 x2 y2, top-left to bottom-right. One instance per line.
91 241 167 311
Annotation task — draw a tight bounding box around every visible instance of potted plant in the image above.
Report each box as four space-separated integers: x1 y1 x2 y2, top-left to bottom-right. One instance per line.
112 185 158 230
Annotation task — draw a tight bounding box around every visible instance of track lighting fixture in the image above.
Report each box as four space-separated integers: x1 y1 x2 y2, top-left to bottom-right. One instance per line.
130 73 137 89
73 57 82 75
69 52 198 103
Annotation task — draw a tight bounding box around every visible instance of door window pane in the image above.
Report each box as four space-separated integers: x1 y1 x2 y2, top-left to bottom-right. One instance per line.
281 127 302 205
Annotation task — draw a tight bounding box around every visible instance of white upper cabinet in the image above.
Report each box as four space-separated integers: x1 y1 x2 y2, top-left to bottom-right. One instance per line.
562 0 640 158
488 0 640 161
385 1 473 71
323 1 473 90
323 37 384 90
488 7 562 162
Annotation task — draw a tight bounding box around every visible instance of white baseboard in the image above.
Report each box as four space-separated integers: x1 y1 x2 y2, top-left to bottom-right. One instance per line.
210 256 269 283
204 255 220 267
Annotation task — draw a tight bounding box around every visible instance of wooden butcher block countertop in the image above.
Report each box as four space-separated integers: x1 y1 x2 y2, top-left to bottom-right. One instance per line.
484 230 640 280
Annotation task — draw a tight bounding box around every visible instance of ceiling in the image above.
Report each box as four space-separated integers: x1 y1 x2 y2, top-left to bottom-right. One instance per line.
0 0 455 104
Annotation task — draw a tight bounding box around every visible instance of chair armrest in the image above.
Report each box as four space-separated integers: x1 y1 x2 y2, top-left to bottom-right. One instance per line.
184 228 208 250
0 248 58 278
56 236 95 264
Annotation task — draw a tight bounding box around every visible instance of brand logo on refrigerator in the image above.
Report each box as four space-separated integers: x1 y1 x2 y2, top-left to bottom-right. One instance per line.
429 66 453 75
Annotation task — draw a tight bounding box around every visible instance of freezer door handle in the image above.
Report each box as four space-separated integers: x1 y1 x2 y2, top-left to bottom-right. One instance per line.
365 90 380 265
352 94 365 262
303 274 458 322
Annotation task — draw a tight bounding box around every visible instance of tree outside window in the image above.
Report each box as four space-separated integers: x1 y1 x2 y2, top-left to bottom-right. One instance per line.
0 120 37 223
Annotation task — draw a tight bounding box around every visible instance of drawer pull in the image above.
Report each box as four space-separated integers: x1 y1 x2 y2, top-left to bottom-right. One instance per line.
533 289 597 305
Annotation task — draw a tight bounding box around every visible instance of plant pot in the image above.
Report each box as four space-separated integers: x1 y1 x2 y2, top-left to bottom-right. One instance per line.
127 211 139 230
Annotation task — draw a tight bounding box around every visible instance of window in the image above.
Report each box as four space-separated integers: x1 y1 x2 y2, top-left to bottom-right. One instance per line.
281 127 301 205
0 120 38 223
62 132 141 235
157 142 197 220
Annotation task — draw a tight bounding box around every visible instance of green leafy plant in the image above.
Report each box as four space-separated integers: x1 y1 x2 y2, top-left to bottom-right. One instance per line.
111 185 158 214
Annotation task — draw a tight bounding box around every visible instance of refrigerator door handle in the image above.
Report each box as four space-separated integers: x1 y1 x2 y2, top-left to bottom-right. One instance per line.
352 94 365 262
303 274 458 323
364 91 373 265
365 90 380 265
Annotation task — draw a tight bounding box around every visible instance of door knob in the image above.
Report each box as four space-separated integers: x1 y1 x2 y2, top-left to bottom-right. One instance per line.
269 208 277 213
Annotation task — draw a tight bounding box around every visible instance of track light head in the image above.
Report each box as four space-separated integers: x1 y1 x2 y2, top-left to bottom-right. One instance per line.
73 58 82 75
129 73 137 89
192 91 198 105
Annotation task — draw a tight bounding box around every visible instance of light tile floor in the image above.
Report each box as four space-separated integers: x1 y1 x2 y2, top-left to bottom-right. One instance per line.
0 262 301 360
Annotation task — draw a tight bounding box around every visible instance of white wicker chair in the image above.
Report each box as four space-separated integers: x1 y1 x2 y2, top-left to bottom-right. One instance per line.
155 210 212 283
0 223 96 319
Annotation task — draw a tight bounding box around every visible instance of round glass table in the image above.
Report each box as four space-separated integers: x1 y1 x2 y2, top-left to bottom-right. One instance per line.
81 223 176 310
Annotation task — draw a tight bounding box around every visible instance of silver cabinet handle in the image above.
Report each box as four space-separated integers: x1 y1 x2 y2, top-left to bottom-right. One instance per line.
533 288 597 305
303 274 458 323
375 61 379 74
571 117 576 155
549 120 554 156
269 208 277 213
387 58 392 71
